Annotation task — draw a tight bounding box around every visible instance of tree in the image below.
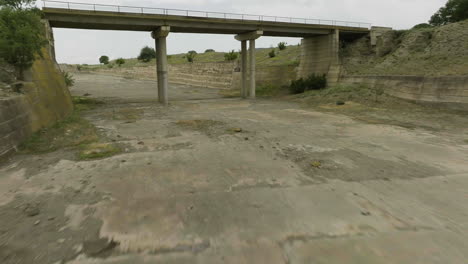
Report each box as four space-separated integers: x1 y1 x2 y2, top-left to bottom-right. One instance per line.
278 42 287 50
137 46 156 62
0 6 47 79
186 50 197 63
205 49 215 53
0 0 35 9
224 50 238 61
99 55 109 65
116 58 125 67
429 0 468 26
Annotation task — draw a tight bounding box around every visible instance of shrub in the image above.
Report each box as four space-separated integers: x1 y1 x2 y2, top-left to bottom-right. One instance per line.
62 71 74 87
99 55 109 65
107 63 114 69
224 50 238 61
278 42 287 50
412 23 432 29
289 74 327 94
137 46 156 62
76 65 82 71
186 51 197 63
0 5 47 80
115 58 125 67
205 49 215 53
268 49 276 58
430 0 468 26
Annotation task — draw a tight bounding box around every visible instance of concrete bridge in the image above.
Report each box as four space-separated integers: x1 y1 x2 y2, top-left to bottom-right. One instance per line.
42 0 371 104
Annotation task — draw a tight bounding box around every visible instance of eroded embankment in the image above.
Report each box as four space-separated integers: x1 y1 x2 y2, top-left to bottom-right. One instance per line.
339 20 468 110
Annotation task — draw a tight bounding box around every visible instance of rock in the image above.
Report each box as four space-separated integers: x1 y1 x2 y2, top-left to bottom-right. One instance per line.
137 141 144 145
23 204 40 217
233 128 243 133
336 101 345 106
83 238 118 257
244 137 249 141
34 220 41 226
361 211 371 216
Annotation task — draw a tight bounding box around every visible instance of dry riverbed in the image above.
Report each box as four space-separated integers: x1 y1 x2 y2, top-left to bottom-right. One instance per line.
1 73 468 264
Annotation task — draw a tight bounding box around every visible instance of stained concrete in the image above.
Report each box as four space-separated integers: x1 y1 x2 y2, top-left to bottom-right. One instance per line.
1 73 468 263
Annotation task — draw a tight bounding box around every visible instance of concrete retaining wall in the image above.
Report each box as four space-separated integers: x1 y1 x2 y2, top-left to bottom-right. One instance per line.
340 75 468 110
91 62 298 90
0 22 73 158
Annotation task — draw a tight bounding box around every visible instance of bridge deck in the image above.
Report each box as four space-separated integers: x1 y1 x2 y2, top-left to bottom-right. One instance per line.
43 7 370 37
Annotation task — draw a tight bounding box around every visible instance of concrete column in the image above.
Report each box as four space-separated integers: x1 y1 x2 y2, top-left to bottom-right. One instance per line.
151 26 170 105
241 40 248 98
156 37 168 104
249 39 256 99
234 30 263 99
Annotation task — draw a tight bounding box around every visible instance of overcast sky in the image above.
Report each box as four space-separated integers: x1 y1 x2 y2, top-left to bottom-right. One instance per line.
47 0 447 64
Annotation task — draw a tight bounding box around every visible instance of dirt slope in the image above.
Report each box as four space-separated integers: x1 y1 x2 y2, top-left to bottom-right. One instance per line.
341 20 468 76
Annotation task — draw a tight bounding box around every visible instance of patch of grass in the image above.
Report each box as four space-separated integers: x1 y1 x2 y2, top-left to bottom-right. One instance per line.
78 143 121 160
74 45 302 70
296 84 385 106
19 111 99 154
19 97 106 154
219 89 240 98
256 84 289 97
464 139 468 144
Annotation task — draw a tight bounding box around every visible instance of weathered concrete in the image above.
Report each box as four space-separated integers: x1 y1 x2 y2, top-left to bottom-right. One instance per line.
241 41 248 98
1 73 468 263
370 26 393 46
340 75 468 111
249 39 256 98
83 62 297 91
0 21 73 158
152 26 170 105
43 8 369 37
236 31 263 99
298 29 340 83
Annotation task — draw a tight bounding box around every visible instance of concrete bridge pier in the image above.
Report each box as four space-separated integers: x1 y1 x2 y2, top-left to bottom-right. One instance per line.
235 30 263 99
152 26 170 105
297 29 340 86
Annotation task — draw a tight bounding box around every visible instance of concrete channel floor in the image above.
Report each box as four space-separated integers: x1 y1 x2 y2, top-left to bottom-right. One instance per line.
1 73 468 264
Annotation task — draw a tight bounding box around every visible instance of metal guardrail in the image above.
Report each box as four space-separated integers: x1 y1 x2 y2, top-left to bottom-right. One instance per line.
41 0 371 29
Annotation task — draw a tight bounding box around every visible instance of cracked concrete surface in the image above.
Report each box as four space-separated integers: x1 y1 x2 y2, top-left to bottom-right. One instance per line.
1 73 468 263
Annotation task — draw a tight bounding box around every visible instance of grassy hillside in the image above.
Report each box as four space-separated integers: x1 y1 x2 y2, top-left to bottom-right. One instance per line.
342 20 468 76
79 45 301 71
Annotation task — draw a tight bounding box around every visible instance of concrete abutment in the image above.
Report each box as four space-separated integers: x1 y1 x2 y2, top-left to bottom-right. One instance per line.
298 29 340 86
